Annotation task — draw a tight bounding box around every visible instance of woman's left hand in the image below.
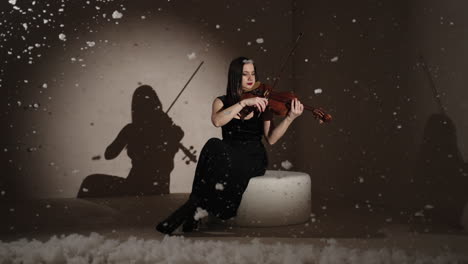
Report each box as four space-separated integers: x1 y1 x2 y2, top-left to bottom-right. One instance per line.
287 98 304 120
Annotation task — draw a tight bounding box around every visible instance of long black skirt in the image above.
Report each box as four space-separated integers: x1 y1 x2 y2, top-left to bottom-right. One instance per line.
190 138 267 219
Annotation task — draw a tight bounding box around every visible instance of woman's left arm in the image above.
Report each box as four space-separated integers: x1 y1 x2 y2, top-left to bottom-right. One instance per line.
263 98 304 145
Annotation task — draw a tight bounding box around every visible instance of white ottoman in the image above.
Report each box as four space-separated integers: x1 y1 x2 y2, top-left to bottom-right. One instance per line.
230 170 311 227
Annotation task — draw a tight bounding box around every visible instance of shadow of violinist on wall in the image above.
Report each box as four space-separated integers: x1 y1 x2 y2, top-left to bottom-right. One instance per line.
77 85 196 198
414 113 468 227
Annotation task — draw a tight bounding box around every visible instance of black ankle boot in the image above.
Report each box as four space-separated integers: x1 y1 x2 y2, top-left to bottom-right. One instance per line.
156 197 199 235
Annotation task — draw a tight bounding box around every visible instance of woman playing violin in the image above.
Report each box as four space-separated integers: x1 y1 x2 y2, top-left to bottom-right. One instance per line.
156 56 304 234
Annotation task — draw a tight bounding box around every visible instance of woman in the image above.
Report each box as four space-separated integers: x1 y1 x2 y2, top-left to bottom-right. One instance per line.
156 57 304 234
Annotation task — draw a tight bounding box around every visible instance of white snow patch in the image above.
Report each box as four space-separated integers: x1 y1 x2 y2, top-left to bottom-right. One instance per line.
0 233 465 263
281 160 293 170
193 207 208 220
112 10 123 19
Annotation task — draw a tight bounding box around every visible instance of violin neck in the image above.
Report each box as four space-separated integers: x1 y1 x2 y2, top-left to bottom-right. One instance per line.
303 104 317 113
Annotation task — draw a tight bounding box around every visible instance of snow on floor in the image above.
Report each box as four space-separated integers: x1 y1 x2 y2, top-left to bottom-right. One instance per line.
1 232 467 264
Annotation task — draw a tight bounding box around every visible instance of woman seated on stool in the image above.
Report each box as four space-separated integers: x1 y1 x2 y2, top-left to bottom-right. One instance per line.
156 56 304 234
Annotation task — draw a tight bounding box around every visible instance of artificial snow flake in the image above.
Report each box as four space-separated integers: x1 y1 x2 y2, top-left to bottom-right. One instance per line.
112 11 123 19
187 52 196 60
281 160 293 170
314 88 322 95
330 56 339 62
255 38 264 44
414 210 424 217
193 207 208 220
215 183 224 191
58 33 66 41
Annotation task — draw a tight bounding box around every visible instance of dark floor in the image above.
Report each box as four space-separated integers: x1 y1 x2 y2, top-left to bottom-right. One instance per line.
1 194 467 256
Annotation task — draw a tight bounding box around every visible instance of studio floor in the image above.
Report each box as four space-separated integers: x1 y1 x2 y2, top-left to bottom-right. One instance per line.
1 194 468 263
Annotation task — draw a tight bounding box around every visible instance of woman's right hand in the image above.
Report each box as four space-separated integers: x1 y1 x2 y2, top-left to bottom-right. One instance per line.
240 97 269 112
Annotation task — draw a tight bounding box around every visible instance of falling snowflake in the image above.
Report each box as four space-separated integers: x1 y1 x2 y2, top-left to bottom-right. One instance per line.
255 38 264 44
414 210 424 217
314 88 322 95
59 33 66 41
187 52 196 60
424 204 434 210
112 11 123 19
215 24 220 29
193 207 208 220
42 83 48 89
86 41 96 47
281 160 293 170
330 56 339 62
82 188 89 193
358 177 364 183
9 0 16 5
22 23 28 30
215 183 224 191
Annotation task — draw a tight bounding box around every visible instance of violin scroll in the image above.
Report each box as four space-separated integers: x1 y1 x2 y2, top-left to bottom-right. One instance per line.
312 108 332 124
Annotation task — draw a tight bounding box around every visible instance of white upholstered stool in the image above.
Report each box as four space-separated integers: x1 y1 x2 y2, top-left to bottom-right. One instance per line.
229 170 311 227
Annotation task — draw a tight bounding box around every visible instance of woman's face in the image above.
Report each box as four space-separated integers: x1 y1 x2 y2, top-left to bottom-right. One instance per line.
241 63 256 92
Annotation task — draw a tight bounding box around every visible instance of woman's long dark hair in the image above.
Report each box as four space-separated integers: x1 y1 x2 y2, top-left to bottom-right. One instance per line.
225 57 258 107
131 85 163 125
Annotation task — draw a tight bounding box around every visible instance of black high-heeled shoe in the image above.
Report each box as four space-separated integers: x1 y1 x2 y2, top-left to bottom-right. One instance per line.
182 217 199 232
156 197 198 235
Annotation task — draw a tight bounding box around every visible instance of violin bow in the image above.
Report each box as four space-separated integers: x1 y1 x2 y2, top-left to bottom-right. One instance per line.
271 33 304 90
165 61 204 115
418 54 446 115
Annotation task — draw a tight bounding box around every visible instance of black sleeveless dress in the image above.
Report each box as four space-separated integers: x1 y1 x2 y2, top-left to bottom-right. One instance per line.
189 96 268 219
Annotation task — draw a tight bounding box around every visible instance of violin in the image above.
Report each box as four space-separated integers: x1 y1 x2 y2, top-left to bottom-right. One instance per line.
241 81 332 123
